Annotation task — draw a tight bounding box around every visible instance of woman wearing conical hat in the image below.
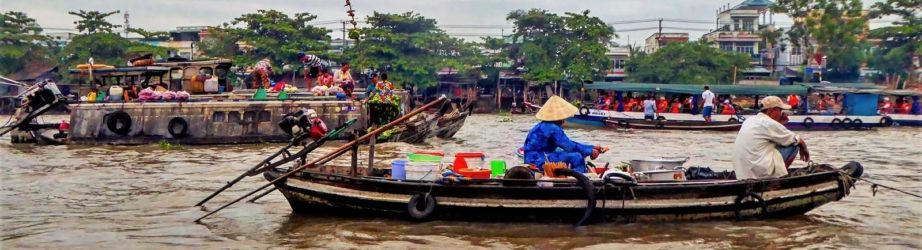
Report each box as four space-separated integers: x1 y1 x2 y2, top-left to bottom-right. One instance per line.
523 96 609 174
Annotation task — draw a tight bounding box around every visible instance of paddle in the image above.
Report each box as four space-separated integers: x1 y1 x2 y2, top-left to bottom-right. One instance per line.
194 96 448 222
194 118 356 207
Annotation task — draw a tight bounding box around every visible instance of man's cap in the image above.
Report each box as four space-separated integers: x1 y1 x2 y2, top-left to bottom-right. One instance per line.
760 96 792 110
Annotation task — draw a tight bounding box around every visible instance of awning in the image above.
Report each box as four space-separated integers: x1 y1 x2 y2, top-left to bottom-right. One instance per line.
583 82 809 96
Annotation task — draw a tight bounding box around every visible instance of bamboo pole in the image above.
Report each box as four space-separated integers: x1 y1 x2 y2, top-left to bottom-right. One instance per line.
194 96 448 222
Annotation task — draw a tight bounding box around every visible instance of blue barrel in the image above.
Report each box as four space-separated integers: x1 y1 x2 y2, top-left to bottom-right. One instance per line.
392 160 408 180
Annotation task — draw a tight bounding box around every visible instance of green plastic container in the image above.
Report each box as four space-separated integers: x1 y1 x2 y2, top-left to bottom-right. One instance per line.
407 153 442 162
253 88 268 100
277 91 289 100
490 160 507 177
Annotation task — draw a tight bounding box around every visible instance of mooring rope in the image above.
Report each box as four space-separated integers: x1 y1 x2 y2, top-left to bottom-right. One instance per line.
846 174 922 199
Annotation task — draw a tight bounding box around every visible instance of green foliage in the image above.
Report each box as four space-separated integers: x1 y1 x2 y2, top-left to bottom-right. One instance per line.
868 0 921 85
157 139 185 150
347 12 482 89
0 11 54 74
199 27 239 59
218 10 331 73
68 10 121 34
128 27 168 40
625 42 750 84
57 33 167 81
505 9 615 85
772 0 869 80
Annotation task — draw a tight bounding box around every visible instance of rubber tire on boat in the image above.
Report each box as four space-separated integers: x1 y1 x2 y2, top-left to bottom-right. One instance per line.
879 116 893 127
168 117 190 138
802 117 814 130
407 193 436 220
729 117 739 123
579 107 590 116
840 161 864 180
830 118 843 130
553 168 596 227
851 119 863 130
657 116 666 121
655 121 665 129
106 111 132 136
618 120 629 129
734 192 768 220
842 118 853 130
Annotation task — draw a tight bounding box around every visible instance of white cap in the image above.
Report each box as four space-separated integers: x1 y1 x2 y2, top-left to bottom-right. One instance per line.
760 96 792 110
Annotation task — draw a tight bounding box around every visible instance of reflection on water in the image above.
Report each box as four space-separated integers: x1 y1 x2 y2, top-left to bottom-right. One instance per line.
1 114 920 249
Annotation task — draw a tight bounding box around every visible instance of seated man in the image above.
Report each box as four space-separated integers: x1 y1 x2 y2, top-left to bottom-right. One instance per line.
523 95 609 173
732 96 810 179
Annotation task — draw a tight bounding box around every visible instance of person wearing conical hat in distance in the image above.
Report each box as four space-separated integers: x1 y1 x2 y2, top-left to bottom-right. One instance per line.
732 96 810 179
523 96 610 174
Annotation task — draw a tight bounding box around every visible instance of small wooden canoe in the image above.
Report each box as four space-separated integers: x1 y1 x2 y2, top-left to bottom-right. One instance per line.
265 162 863 223
604 118 742 131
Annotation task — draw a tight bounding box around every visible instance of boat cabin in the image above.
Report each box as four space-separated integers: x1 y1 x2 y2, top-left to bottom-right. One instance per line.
67 59 232 95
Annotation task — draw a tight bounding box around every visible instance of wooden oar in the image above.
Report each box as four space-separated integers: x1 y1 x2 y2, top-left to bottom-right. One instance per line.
194 96 448 222
194 118 357 207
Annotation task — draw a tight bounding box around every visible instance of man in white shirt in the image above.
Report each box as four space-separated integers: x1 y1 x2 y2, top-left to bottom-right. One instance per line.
701 86 716 122
732 96 811 179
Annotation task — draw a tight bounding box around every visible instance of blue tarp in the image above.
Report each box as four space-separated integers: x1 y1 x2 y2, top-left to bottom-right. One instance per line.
844 93 879 116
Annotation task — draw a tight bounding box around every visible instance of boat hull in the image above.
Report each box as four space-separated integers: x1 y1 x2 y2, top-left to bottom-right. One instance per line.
266 168 854 223
573 109 894 130
603 118 742 131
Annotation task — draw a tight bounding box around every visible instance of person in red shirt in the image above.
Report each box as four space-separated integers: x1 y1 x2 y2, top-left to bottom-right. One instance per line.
670 98 681 113
787 93 800 113
721 99 736 114
899 98 912 114
656 96 668 113
880 97 894 114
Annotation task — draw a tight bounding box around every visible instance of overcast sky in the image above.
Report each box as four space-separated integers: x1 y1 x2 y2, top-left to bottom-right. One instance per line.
3 0 895 46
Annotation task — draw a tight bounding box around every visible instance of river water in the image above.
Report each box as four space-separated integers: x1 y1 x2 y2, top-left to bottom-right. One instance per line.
1 114 920 249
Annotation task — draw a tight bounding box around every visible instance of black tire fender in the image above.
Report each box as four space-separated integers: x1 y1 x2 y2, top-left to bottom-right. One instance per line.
407 193 436 220
553 168 595 226
830 118 843 130
106 111 132 136
879 116 893 127
729 117 739 123
802 117 814 130
655 121 665 129
579 106 590 116
656 116 666 121
852 119 863 129
617 120 629 129
168 117 190 138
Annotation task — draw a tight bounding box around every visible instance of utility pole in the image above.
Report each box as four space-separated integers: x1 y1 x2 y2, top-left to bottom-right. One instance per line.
342 21 347 51
657 18 663 49
123 11 130 38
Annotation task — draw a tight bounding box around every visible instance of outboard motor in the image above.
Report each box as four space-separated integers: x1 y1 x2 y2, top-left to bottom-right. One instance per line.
278 108 312 136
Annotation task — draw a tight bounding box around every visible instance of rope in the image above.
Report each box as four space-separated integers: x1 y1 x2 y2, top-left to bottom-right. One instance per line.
845 174 922 199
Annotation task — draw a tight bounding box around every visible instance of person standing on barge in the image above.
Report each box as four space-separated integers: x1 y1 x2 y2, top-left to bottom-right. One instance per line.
523 96 609 174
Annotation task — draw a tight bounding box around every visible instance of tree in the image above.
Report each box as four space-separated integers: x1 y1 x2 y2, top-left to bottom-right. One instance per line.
625 42 751 84
68 10 121 34
57 33 167 81
773 0 868 81
868 0 921 87
199 27 239 60
505 9 615 85
128 27 168 40
219 10 330 73
347 12 482 89
0 11 54 74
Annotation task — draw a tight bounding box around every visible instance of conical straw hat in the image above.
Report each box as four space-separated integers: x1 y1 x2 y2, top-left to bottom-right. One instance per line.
535 95 578 121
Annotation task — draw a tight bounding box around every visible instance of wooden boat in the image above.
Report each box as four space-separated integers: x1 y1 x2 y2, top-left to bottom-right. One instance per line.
379 115 437 144
264 162 863 223
603 118 742 131
433 110 469 138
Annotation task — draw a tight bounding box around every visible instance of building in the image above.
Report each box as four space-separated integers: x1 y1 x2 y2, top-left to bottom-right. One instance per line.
46 32 79 47
138 26 210 59
604 46 631 82
701 0 772 60
644 33 689 53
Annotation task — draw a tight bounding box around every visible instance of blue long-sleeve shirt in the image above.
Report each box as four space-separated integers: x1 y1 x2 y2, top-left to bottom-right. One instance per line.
523 121 594 167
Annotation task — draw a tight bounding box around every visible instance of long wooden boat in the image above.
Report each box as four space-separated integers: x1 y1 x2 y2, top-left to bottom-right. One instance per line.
265 162 863 223
603 118 742 131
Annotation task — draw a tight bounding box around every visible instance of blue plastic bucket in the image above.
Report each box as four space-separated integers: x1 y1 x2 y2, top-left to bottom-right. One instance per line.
392 160 408 180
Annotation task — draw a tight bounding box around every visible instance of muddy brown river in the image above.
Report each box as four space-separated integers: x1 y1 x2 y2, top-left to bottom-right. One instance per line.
2 114 920 249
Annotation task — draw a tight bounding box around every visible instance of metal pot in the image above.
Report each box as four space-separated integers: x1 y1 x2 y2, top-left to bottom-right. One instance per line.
630 158 688 172
634 169 687 182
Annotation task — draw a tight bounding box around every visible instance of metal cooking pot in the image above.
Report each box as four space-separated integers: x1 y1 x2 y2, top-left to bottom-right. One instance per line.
630 157 688 172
